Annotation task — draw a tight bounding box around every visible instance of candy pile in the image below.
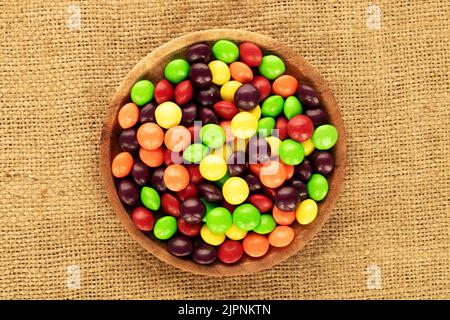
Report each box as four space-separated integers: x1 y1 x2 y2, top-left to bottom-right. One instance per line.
111 40 338 265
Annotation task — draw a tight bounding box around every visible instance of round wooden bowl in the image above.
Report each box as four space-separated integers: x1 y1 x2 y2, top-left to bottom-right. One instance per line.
100 29 346 276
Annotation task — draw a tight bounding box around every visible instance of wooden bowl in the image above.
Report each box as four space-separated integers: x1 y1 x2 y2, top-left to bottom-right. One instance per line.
100 29 346 276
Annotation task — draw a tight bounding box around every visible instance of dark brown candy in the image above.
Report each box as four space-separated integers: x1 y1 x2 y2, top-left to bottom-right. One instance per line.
198 182 223 202
117 179 139 206
186 43 211 64
234 83 260 111
131 160 151 186
180 198 205 224
274 186 300 211
305 108 328 127
198 107 219 125
119 128 139 153
151 167 167 192
138 102 157 124
195 85 220 107
189 63 212 89
310 151 334 176
192 243 217 264
296 84 320 110
168 235 194 257
181 101 197 126
294 159 312 183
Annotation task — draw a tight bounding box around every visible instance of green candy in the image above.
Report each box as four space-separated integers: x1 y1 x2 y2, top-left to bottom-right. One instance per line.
164 59 190 84
283 96 302 120
261 95 284 117
233 204 261 231
212 40 239 64
279 139 304 165
253 214 276 234
312 125 338 150
153 216 177 240
258 55 285 80
183 143 209 163
205 207 232 234
130 80 154 106
307 173 329 201
140 186 160 211
214 171 230 188
200 198 219 223
258 117 276 137
200 124 225 148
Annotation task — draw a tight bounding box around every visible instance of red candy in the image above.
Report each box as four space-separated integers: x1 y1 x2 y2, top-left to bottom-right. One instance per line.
186 165 203 184
275 117 289 140
187 125 201 143
154 79 174 104
251 76 271 101
218 240 244 264
247 194 273 213
176 182 198 202
239 42 262 67
131 207 155 231
163 148 183 166
178 218 201 237
161 193 181 217
287 115 314 142
174 80 194 105
213 100 239 120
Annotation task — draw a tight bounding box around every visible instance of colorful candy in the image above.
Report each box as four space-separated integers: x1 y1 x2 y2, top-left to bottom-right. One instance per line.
231 111 258 139
140 186 160 211
296 199 318 225
164 59 190 84
199 155 227 181
118 102 139 129
112 152 133 178
113 40 340 266
154 216 177 240
163 164 190 192
155 101 182 129
222 177 249 205
131 207 155 231
131 80 154 106
259 55 285 80
312 124 338 150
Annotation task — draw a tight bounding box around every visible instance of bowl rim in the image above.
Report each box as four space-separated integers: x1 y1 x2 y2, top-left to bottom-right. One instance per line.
100 29 347 276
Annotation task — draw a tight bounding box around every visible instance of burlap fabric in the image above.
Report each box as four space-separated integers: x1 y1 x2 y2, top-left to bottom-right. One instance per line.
0 0 448 299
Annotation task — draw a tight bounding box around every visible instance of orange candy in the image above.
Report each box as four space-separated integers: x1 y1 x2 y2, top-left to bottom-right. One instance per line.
272 75 298 98
283 163 294 180
164 126 191 152
269 226 295 247
111 152 133 178
163 164 190 192
229 62 253 83
249 163 263 176
243 233 269 258
272 206 296 226
219 121 235 142
259 160 286 188
118 103 139 129
137 122 164 151
139 147 164 167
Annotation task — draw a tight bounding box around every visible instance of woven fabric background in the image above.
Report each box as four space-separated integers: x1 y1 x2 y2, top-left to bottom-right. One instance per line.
0 0 448 299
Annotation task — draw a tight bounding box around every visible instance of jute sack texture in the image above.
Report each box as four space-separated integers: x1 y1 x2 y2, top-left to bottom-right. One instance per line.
0 0 448 299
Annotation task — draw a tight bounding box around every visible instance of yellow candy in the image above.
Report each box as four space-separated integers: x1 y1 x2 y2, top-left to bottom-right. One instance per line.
265 136 281 157
199 154 227 181
301 139 315 156
231 112 258 139
220 81 242 102
296 199 318 225
155 101 182 129
200 224 225 245
208 60 230 85
225 223 247 240
222 177 249 205
211 143 233 160
240 105 261 120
